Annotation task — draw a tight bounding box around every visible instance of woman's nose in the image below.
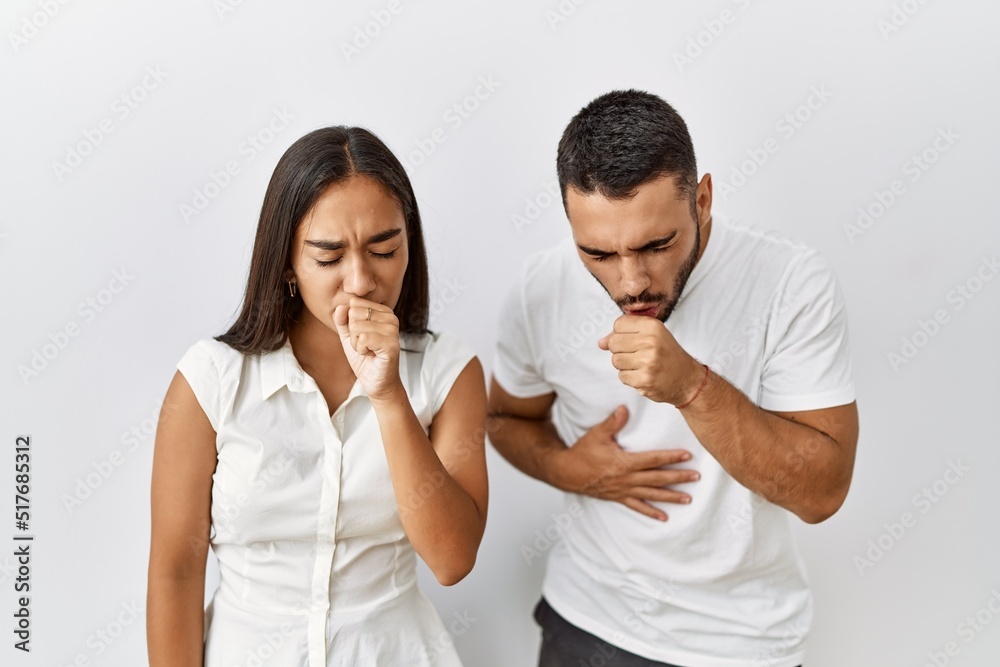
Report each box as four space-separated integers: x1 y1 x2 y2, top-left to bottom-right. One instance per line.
342 255 377 296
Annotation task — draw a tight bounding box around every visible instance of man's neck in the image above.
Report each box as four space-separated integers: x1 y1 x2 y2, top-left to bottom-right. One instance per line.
695 215 713 265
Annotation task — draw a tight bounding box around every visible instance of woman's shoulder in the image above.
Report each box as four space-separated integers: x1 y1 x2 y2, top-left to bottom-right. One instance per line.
174 337 248 434
400 329 479 418
401 330 477 363
176 336 248 382
402 329 479 386
180 336 244 361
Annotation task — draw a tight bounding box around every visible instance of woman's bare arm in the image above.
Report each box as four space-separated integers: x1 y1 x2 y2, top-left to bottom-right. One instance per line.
370 357 489 586
147 370 217 666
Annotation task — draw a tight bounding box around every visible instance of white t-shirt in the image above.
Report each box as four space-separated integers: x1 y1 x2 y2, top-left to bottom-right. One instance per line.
492 216 855 667
176 329 475 667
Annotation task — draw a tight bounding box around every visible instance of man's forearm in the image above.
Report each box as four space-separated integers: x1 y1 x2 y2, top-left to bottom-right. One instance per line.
488 412 568 489
677 365 852 523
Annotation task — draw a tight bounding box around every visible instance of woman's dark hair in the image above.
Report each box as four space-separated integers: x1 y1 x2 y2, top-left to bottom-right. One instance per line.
216 126 430 355
556 89 698 219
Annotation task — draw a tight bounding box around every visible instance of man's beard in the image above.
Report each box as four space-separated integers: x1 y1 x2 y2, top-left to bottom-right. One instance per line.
592 215 702 324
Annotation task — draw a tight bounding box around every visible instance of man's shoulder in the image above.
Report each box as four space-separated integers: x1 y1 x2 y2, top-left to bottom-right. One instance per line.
509 235 582 302
715 217 826 283
519 234 578 279
708 219 847 326
720 217 813 256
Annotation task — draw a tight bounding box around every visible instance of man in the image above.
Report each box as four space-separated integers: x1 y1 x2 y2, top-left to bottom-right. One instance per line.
488 89 858 667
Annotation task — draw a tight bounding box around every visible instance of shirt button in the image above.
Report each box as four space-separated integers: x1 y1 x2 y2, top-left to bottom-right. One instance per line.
334 414 343 423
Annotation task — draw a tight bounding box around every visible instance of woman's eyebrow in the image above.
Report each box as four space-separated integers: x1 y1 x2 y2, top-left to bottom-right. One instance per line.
304 227 403 251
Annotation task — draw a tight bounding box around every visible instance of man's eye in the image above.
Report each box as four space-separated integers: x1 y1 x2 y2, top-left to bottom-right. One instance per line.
649 245 671 254
591 254 611 262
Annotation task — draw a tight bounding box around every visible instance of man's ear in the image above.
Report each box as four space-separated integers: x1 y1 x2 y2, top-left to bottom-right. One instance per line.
696 173 713 223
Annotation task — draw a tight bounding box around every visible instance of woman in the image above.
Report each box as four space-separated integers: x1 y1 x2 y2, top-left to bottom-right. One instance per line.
146 126 488 666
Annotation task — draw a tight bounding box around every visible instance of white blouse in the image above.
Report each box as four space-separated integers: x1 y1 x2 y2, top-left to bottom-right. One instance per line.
175 329 477 667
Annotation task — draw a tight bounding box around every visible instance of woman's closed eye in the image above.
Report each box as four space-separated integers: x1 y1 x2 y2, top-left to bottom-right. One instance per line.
316 250 397 267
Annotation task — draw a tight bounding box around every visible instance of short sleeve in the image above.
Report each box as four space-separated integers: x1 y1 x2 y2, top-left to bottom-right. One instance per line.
422 331 478 417
758 250 856 412
491 269 555 398
176 339 222 432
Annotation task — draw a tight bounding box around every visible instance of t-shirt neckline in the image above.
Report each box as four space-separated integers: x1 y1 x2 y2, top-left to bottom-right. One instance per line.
675 215 725 308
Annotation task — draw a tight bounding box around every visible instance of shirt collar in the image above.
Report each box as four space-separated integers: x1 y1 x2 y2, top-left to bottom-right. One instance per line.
260 336 409 402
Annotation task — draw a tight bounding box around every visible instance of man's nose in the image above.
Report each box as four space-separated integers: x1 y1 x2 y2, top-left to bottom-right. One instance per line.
619 256 651 297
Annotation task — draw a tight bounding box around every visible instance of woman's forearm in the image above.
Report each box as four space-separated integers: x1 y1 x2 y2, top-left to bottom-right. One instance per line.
147 573 205 667
370 390 486 586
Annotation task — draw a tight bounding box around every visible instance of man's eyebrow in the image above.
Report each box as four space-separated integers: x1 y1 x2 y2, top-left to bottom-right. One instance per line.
304 227 403 251
577 231 678 256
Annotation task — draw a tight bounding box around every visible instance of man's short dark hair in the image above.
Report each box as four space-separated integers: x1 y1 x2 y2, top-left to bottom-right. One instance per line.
556 89 698 218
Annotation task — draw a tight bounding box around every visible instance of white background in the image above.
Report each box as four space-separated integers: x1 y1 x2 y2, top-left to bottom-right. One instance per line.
2 1 999 665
